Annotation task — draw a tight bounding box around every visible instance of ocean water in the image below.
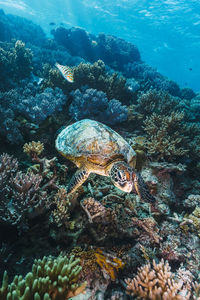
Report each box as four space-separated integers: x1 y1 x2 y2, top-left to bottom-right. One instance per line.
1 1 200 299
0 0 200 91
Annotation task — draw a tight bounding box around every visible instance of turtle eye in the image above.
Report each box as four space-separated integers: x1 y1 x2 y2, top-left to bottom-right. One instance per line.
117 170 125 181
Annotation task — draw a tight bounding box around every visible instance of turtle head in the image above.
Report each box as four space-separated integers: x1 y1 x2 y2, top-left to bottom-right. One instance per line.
110 162 134 193
110 161 156 203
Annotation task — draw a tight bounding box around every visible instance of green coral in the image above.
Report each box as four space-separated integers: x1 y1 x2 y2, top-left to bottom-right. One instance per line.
0 40 33 90
136 89 180 115
0 254 85 300
42 60 131 103
143 111 188 161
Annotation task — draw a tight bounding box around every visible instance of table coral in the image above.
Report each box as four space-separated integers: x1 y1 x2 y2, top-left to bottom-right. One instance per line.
0 254 85 299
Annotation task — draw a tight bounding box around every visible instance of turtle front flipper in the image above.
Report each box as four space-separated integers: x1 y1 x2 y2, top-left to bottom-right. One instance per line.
67 168 89 194
133 173 156 203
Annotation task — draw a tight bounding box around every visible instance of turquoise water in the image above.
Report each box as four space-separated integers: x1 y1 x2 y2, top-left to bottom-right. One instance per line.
0 0 200 91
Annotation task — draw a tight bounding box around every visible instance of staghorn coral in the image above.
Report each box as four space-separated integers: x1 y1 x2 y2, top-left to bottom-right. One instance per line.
143 111 188 161
69 88 128 125
0 254 85 299
125 259 191 300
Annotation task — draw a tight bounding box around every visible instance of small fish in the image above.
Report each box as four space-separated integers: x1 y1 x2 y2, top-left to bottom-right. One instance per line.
49 22 56 26
55 63 74 83
189 68 192 71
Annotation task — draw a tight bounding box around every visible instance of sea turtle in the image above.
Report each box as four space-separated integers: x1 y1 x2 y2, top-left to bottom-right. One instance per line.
55 119 155 203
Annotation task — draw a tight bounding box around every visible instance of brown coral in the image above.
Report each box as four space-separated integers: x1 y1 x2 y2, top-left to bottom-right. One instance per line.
143 111 188 161
125 259 190 300
23 141 44 157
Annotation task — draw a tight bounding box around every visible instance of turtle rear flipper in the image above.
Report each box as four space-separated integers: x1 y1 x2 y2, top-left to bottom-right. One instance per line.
67 168 89 194
133 173 156 203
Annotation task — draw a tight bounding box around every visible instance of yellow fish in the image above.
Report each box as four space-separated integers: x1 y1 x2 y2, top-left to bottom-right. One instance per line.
55 62 74 83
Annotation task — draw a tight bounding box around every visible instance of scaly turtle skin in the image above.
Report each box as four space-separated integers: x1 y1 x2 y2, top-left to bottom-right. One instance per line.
55 119 155 203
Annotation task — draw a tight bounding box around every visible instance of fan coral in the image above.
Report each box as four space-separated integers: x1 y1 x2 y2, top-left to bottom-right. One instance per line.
143 111 188 161
0 254 85 299
69 88 128 125
125 259 190 300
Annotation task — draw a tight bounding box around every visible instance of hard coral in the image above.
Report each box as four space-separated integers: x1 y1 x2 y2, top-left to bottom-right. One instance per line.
0 254 85 299
143 112 188 161
0 40 33 91
69 88 128 125
23 141 44 157
125 259 190 300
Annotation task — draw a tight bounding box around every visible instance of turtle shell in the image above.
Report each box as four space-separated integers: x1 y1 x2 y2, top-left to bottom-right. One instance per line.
55 119 136 168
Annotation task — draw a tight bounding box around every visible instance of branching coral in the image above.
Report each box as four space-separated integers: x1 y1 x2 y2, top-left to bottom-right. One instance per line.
0 83 67 143
51 188 71 228
0 151 58 231
42 60 131 103
0 254 85 299
0 40 33 90
69 88 128 125
136 89 180 115
23 141 44 157
143 111 188 161
125 259 191 300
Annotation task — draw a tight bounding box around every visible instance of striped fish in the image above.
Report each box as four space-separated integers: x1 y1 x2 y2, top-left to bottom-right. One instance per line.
55 63 74 83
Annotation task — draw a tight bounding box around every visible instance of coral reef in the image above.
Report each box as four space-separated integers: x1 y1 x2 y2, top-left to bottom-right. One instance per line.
143 112 188 161
0 83 67 143
52 27 141 70
0 9 45 45
125 259 192 299
69 88 128 125
0 40 33 90
123 62 181 97
1 9 200 300
0 254 85 299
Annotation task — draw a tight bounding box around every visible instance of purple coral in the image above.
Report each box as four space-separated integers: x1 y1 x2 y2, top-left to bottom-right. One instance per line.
69 88 128 125
0 83 67 143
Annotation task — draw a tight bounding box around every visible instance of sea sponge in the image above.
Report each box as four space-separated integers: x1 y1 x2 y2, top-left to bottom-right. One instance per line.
0 254 85 299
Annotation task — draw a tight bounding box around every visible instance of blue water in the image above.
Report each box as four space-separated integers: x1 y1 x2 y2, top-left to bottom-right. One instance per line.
0 0 200 92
